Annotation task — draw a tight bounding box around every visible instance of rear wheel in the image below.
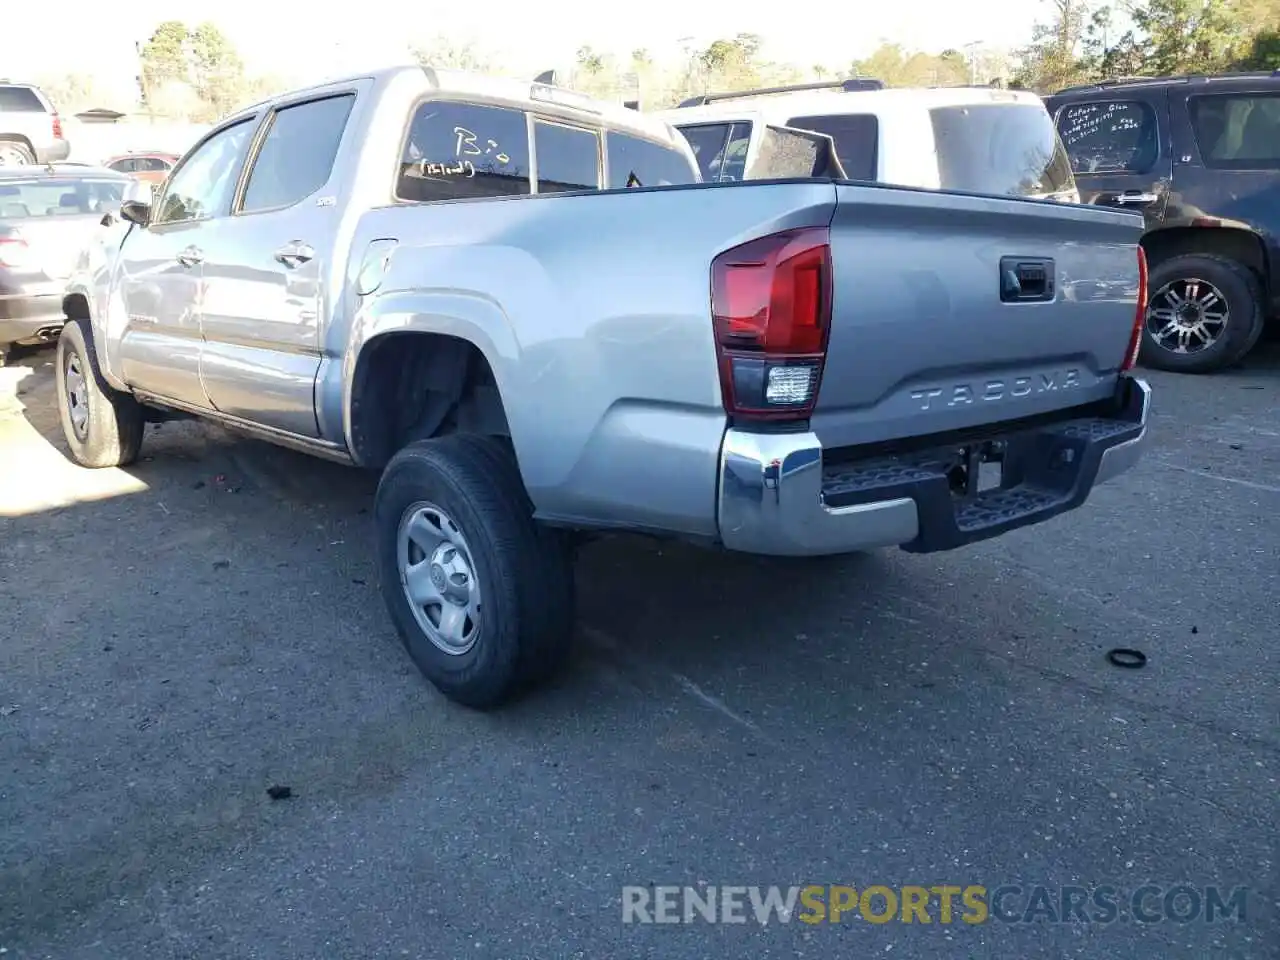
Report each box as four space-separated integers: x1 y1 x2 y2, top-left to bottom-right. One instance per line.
0 139 35 166
1138 254 1264 373
55 319 145 467
374 434 576 709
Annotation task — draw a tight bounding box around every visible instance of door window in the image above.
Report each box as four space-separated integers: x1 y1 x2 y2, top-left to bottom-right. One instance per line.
154 119 255 225
533 120 600 192
142 157 173 173
239 94 355 214
397 100 531 202
676 122 752 181
785 113 879 181
107 158 137 173
606 131 697 187
1189 94 1280 169
1054 100 1158 174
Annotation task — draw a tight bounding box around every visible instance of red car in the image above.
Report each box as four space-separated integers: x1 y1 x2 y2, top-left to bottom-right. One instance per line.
102 152 180 186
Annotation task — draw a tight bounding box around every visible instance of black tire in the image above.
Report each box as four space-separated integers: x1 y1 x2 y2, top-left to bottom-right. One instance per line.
1139 254 1264 373
374 434 576 709
55 318 145 468
0 139 36 166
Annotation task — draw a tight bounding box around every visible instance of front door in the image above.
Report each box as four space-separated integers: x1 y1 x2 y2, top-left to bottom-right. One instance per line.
1050 91 1173 229
116 117 257 406
198 92 357 438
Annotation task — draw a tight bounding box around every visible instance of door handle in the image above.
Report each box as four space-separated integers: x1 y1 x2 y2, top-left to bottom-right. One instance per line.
274 241 315 268
176 245 203 267
1114 192 1159 205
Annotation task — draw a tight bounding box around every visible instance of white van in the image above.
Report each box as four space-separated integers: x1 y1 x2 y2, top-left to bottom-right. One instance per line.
654 80 1080 202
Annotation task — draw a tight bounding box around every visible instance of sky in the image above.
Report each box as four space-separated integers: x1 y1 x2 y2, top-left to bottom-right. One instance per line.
2 0 1047 101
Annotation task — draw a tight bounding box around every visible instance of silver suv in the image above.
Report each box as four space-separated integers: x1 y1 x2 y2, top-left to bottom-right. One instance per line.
0 82 72 166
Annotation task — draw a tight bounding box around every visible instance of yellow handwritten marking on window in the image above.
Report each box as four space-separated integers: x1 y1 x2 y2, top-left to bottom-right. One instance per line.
453 127 510 164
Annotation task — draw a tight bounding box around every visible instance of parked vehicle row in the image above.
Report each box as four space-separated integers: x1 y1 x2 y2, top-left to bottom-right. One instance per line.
54 66 1151 709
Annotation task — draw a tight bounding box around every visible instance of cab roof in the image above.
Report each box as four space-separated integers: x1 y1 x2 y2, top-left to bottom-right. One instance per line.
228 64 686 147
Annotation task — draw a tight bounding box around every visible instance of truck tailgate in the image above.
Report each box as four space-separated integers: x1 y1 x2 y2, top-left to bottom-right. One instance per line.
813 183 1145 449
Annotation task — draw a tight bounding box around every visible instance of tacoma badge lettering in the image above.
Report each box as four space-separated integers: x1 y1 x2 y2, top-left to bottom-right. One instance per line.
911 369 1081 411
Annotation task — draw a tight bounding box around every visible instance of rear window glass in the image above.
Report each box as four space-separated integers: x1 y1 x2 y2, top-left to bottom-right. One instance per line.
785 114 878 181
606 132 697 187
1188 94 1280 169
0 179 125 218
677 122 752 181
1054 100 1157 174
397 100 531 202
931 103 1075 198
0 86 45 112
534 120 599 193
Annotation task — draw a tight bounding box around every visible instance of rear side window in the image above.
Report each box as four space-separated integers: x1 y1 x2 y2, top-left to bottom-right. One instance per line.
677 122 752 181
785 114 878 181
107 158 137 173
932 103 1075 197
397 100 531 203
1054 100 1158 174
1189 94 1280 169
240 94 355 213
0 178 124 219
0 86 46 112
606 132 697 187
533 120 599 192
142 157 173 172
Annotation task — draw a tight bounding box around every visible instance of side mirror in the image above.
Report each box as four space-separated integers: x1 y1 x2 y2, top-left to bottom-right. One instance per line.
119 200 151 226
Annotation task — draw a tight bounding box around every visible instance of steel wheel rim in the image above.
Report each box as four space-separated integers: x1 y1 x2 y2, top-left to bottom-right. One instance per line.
0 145 30 167
65 352 90 439
396 501 482 656
1145 277 1229 355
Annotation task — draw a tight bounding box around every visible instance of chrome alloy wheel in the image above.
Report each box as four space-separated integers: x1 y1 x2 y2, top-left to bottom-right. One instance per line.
396 501 482 655
1146 277 1229 354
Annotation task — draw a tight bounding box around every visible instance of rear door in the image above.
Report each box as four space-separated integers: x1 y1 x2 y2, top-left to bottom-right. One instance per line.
1049 92 1171 227
198 91 356 437
814 183 1145 448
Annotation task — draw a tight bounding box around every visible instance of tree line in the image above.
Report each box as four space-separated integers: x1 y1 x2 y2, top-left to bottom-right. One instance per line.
1013 0 1280 93
34 2 1280 124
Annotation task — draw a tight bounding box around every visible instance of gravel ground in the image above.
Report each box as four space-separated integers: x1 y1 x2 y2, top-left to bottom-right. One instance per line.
1 344 1277 959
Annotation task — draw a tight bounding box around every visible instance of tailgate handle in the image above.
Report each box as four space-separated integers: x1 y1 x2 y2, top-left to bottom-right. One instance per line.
1000 257 1055 303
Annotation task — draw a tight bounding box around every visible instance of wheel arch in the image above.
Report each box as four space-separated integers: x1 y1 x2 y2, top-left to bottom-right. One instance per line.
1142 226 1269 296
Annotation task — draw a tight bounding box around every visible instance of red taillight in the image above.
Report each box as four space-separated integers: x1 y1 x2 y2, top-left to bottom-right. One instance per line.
1122 246 1148 372
711 227 832 420
0 236 29 269
51 112 64 139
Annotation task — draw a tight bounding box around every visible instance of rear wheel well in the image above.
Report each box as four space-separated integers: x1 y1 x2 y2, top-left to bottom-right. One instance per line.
349 332 510 469
1142 227 1269 294
63 293 90 321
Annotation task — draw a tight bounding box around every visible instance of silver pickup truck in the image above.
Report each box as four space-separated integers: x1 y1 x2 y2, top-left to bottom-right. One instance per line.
58 66 1152 709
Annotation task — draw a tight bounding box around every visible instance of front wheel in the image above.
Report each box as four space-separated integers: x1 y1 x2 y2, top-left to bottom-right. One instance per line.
374 434 576 709
55 319 145 467
1139 254 1264 373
